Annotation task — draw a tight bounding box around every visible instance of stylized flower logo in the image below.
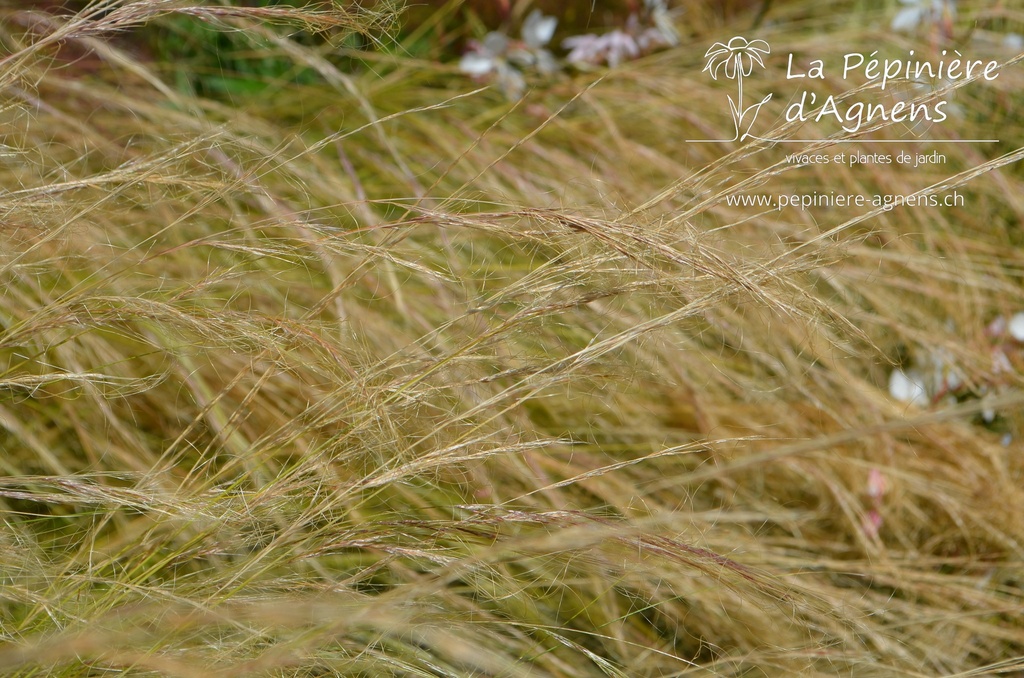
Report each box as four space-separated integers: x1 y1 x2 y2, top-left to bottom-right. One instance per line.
703 37 770 80
700 36 772 142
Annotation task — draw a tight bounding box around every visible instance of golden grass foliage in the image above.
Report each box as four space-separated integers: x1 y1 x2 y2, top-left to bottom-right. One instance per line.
1 1 1023 675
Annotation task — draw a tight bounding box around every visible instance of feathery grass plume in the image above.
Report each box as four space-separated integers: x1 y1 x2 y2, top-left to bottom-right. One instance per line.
0 0 1023 675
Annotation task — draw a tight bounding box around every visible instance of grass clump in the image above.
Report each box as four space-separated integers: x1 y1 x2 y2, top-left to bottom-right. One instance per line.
0 0 1023 675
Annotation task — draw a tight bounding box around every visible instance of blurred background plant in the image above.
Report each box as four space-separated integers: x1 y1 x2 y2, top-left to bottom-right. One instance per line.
561 0 679 69
458 8 558 98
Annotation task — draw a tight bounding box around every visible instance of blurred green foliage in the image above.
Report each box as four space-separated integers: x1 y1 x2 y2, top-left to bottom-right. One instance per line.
142 0 367 99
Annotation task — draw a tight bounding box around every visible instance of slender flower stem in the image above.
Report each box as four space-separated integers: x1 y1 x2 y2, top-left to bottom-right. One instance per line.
735 72 744 138
737 73 743 119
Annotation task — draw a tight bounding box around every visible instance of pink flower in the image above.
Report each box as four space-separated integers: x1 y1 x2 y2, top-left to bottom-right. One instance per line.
862 510 884 538
867 468 888 502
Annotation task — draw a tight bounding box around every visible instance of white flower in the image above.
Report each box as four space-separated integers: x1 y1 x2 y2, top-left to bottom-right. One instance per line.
891 0 956 33
564 29 643 68
604 30 641 67
991 348 1012 375
980 389 999 424
495 63 526 99
888 368 929 405
483 31 511 55
644 0 680 47
928 347 962 392
459 33 510 77
1009 312 1024 341
563 33 608 66
563 5 676 69
987 314 1007 337
459 52 497 76
522 9 557 50
459 36 525 99
458 13 557 100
